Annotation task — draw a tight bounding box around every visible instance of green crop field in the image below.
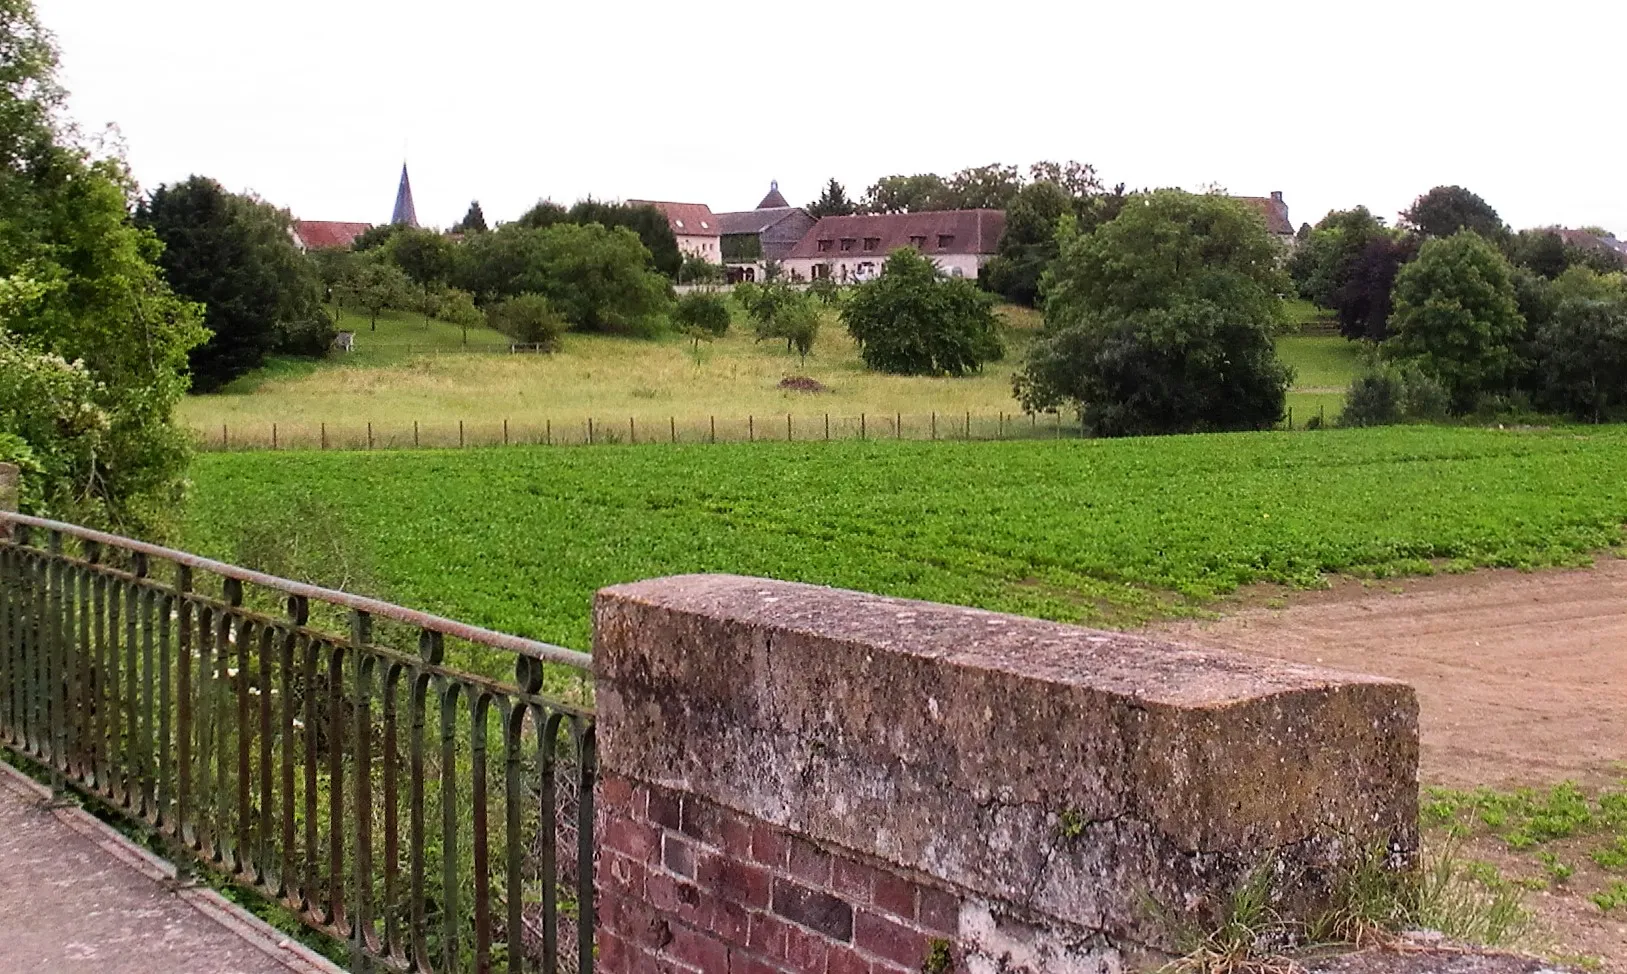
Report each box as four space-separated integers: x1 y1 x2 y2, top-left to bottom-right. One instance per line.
178 306 1360 447
182 426 1627 653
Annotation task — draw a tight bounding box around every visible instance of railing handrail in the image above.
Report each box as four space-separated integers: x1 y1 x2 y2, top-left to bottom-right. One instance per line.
0 510 590 672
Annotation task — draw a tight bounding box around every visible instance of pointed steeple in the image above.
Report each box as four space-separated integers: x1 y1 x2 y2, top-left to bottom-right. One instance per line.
392 163 418 227
756 180 789 209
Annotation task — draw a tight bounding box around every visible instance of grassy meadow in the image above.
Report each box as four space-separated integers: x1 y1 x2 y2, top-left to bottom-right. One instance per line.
178 304 1361 447
183 426 1627 653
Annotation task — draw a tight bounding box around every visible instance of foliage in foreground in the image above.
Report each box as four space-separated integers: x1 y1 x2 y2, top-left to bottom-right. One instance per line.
182 426 1627 650
841 248 1003 376
1016 190 1292 436
0 0 204 533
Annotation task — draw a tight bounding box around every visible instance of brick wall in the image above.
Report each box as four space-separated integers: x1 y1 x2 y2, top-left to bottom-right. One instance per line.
599 772 961 974
593 575 1418 973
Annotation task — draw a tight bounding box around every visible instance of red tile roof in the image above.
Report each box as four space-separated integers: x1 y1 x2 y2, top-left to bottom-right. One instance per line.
626 200 720 237
292 220 372 250
786 210 1006 260
1234 193 1294 236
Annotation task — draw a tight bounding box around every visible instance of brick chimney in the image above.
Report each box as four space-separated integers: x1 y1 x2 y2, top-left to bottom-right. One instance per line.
1271 190 1284 203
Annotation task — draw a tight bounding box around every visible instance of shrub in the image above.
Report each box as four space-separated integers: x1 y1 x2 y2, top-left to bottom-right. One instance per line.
807 277 841 306
842 249 1003 376
673 291 731 348
1533 295 1627 421
485 293 564 348
1337 366 1449 427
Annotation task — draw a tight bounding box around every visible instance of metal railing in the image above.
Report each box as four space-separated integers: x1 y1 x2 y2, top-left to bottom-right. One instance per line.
0 510 596 973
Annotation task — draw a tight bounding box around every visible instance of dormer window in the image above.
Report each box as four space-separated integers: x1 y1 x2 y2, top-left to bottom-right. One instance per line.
700 221 709 229
817 239 833 253
863 237 880 250
909 235 927 248
840 238 855 252
937 234 954 249
675 219 685 229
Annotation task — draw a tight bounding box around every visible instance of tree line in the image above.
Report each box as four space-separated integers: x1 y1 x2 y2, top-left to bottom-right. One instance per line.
1289 185 1627 423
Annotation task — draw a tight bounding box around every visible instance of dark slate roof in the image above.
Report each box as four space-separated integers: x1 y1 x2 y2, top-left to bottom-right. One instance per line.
716 207 805 236
786 210 1006 260
1234 193 1292 236
756 180 790 209
392 164 418 227
626 200 720 237
293 220 373 250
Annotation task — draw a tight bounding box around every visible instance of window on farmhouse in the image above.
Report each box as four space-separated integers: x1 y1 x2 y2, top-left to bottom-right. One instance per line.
938 235 954 248
840 238 855 252
817 239 833 253
863 237 880 250
909 235 927 248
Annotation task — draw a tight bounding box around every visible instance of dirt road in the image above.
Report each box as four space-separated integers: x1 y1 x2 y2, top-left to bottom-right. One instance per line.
1152 559 1627 789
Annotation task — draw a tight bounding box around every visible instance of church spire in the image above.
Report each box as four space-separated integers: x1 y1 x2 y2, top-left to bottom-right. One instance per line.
392 163 418 227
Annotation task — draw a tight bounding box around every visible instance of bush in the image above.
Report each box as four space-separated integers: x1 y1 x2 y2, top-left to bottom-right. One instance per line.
807 277 842 306
1337 366 1449 427
0 332 111 518
485 293 565 348
673 291 731 347
1533 295 1627 421
841 249 1003 376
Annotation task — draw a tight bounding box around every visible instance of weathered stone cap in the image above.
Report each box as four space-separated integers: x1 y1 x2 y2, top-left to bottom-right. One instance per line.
599 573 1410 707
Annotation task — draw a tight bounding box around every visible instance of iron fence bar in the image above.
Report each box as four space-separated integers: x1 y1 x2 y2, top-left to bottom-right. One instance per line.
0 516 597 974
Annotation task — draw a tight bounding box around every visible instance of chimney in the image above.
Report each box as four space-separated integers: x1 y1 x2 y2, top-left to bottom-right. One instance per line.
1270 190 1284 203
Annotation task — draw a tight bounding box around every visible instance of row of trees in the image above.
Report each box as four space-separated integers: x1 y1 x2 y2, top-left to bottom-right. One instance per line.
1289 185 1627 423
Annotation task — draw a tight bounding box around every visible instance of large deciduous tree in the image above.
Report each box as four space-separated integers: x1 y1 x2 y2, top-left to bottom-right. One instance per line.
1401 186 1507 243
842 248 1003 376
861 173 952 214
138 176 333 389
982 162 1122 307
1014 191 1292 436
1384 231 1525 413
0 0 205 531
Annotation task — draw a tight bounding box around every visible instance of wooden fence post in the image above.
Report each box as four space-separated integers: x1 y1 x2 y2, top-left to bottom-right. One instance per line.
860 413 866 440
630 417 636 445
671 417 676 444
710 416 715 444
459 420 465 448
504 419 509 446
896 412 902 440
749 415 754 443
786 414 792 442
825 413 830 441
414 421 420 448
588 417 595 446
367 422 374 450
272 423 278 450
222 423 229 450
546 419 552 446
321 422 328 450
931 412 937 441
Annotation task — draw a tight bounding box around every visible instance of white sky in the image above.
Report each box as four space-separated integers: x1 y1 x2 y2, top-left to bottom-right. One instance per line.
35 0 1627 236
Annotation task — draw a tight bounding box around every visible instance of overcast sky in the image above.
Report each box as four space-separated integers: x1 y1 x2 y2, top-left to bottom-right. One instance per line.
35 0 1627 236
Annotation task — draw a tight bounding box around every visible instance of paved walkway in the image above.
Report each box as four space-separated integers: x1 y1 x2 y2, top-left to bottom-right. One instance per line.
0 762 341 974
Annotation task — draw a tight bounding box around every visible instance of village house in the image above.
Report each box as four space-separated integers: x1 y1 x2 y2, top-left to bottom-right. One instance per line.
780 209 1007 283
626 200 722 263
713 181 818 283
1234 190 1296 247
290 220 372 251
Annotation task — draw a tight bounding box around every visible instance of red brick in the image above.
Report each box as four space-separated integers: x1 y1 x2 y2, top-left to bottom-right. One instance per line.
663 833 698 879
787 837 833 885
854 910 929 969
647 872 707 926
731 951 782 974
783 926 829 974
606 817 662 863
667 921 731 973
872 874 918 920
680 796 729 846
605 892 673 951
648 787 682 829
720 813 754 857
750 821 786 868
601 773 637 812
825 946 871 974
698 854 772 909
709 897 752 946
830 859 878 901
917 887 959 935
772 878 854 941
599 930 630 972
603 850 649 896
747 912 790 959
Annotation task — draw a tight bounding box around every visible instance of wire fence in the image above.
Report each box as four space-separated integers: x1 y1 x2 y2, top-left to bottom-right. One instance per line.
192 405 1332 453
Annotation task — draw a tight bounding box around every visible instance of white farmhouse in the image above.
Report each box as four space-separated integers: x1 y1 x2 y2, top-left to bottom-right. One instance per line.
780 210 1007 283
627 200 723 264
